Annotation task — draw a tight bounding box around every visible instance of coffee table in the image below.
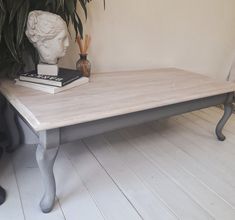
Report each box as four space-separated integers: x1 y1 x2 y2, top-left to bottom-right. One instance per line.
0 68 234 213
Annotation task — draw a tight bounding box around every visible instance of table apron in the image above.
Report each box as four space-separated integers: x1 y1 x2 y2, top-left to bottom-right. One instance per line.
58 93 232 145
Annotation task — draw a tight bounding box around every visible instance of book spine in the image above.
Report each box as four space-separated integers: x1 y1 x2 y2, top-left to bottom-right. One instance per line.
61 75 81 86
19 76 62 87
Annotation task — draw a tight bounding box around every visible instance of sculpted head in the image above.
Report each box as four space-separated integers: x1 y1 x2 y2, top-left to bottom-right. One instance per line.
25 10 69 65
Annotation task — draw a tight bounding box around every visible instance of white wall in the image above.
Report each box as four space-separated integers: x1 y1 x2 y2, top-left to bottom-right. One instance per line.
60 0 235 80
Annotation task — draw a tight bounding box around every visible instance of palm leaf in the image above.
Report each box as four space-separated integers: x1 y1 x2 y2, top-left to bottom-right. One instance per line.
5 0 14 13
45 0 56 12
74 11 83 37
0 0 6 42
29 0 46 10
16 0 30 48
0 0 4 10
8 62 23 78
78 0 87 19
56 0 64 12
3 23 20 62
64 0 75 15
24 38 39 67
9 0 24 23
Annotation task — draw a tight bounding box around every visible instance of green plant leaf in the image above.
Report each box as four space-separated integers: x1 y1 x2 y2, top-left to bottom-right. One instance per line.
65 0 76 15
56 0 64 12
0 13 6 42
0 0 6 42
3 23 20 63
79 0 87 19
24 38 39 67
9 0 24 23
16 0 30 48
74 11 83 37
0 54 14 71
29 0 45 10
11 62 24 77
5 0 14 13
0 0 5 11
45 0 56 12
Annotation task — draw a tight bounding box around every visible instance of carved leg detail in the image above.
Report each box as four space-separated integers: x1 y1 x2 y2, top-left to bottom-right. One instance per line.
216 95 234 141
36 144 59 213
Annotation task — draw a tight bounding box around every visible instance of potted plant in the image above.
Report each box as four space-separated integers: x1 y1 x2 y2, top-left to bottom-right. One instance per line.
0 0 104 78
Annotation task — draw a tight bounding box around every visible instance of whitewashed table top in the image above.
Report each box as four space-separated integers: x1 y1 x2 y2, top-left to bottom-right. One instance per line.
1 68 235 131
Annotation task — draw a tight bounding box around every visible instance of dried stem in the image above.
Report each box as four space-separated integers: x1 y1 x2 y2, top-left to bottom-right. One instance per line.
76 34 91 54
76 36 84 54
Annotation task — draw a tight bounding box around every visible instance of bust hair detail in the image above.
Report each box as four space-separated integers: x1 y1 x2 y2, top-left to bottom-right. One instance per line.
26 10 67 46
25 10 69 65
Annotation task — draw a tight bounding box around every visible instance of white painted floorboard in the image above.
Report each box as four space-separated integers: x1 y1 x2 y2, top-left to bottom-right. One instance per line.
54 150 105 220
64 140 142 220
0 154 24 220
121 125 235 219
1 107 235 219
12 146 65 220
83 135 178 220
105 131 213 220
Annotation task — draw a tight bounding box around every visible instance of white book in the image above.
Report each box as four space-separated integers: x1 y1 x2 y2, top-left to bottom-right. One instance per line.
15 77 89 94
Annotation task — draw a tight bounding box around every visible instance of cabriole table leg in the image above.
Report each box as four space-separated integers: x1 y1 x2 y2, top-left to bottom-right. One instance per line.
216 93 234 141
36 129 60 213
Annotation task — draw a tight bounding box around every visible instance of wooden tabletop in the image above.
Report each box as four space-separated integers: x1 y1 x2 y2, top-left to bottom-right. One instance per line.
1 68 235 132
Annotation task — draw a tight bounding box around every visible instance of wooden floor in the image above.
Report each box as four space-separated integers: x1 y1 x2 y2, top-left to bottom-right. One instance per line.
1 107 235 220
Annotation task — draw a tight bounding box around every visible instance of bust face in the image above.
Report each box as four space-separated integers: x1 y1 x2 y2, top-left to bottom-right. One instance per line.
38 30 69 64
25 11 70 65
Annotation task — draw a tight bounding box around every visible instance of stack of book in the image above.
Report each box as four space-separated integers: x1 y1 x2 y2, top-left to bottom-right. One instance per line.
15 68 89 94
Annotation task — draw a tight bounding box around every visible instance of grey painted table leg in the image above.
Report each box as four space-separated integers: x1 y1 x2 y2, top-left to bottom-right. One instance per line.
36 129 60 213
216 93 234 141
4 102 20 152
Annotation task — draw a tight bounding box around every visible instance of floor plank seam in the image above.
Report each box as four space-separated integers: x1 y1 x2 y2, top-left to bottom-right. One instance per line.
156 127 235 209
151 120 221 177
177 115 235 209
81 139 145 220
182 165 235 209
152 120 214 165
150 120 235 212
104 131 180 220
189 111 235 144
189 111 233 135
56 197 67 220
11 154 27 220
119 129 216 219
172 115 235 170
114 130 187 219
61 148 106 220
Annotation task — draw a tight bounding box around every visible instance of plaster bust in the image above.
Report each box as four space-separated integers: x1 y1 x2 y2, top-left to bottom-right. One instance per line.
25 10 69 65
